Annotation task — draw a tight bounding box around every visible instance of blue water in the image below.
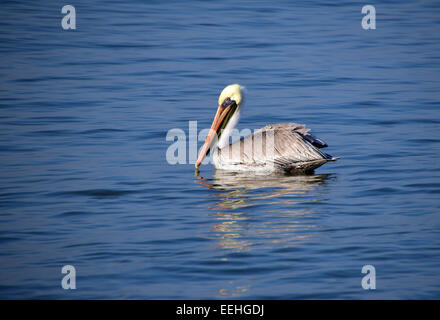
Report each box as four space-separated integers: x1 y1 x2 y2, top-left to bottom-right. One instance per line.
1 0 440 299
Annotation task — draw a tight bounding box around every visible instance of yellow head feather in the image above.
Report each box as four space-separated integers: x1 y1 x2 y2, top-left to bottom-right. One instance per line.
218 84 246 106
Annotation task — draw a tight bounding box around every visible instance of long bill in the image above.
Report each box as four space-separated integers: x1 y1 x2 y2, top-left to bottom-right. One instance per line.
195 104 234 168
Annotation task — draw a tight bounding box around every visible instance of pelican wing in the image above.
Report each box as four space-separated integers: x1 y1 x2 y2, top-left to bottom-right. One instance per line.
268 123 328 148
217 123 336 172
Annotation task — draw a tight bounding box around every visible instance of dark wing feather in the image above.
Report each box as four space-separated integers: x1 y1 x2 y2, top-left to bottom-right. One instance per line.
304 134 328 148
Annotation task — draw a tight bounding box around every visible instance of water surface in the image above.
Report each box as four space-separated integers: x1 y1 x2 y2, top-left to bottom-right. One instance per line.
0 0 439 299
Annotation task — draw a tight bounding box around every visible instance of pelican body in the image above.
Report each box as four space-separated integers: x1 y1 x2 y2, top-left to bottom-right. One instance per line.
195 84 338 174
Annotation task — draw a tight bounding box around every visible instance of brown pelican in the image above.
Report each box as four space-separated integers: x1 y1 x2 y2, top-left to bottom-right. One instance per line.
195 84 338 174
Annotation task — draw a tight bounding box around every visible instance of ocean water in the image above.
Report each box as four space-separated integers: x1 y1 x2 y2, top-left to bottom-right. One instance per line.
0 0 439 299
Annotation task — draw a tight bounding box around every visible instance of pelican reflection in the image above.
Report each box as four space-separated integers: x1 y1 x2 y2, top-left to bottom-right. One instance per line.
196 170 334 251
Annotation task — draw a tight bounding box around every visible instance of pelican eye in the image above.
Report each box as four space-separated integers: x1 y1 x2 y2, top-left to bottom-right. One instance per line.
222 97 236 108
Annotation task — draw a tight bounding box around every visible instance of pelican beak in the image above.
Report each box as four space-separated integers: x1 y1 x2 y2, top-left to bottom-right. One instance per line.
195 99 237 168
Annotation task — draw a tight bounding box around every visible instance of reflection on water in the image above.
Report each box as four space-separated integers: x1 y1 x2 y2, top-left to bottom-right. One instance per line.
196 171 334 251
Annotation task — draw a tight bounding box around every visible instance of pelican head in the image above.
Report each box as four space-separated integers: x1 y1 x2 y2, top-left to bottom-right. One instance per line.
195 84 245 168
218 84 246 108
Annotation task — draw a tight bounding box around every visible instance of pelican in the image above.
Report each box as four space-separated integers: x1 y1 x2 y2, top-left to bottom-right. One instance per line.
195 84 338 174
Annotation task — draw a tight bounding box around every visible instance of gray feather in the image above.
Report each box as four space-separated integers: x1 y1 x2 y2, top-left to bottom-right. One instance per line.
216 122 338 173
